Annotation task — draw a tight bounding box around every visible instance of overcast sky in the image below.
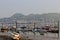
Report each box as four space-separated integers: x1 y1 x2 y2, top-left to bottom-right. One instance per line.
0 0 60 18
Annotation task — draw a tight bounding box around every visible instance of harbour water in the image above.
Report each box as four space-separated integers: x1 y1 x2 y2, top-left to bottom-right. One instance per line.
0 29 59 40
20 32 59 40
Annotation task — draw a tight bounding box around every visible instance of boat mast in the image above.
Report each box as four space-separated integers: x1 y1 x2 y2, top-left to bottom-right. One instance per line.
57 19 59 39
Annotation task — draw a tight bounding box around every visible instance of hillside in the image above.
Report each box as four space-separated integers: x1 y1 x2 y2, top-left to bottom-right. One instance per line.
0 13 60 23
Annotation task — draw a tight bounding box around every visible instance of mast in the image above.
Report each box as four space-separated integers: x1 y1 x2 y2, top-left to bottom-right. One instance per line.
15 18 17 32
16 20 17 32
34 22 36 35
57 19 59 39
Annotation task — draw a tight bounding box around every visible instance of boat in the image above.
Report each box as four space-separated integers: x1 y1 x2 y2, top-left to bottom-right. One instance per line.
0 27 21 40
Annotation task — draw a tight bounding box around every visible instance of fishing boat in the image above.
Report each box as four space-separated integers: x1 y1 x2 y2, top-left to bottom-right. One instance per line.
0 27 21 40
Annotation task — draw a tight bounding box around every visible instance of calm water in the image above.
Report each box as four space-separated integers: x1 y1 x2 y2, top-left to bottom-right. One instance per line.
20 32 59 40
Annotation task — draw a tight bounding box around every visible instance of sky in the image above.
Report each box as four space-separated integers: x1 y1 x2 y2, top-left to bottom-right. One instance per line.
0 0 60 18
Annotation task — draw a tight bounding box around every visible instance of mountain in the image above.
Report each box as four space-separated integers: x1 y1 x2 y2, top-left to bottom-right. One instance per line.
0 13 25 23
10 13 25 20
0 13 60 23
